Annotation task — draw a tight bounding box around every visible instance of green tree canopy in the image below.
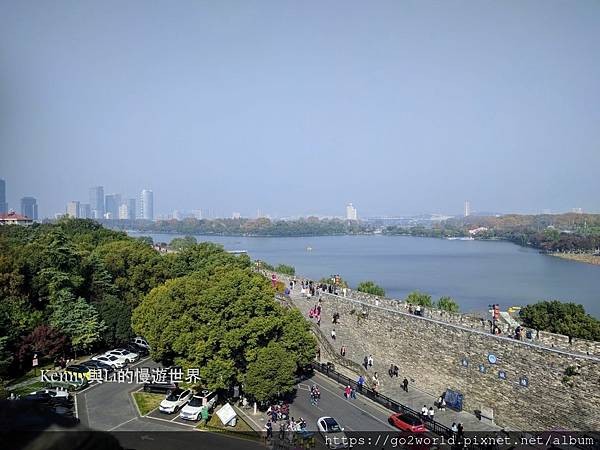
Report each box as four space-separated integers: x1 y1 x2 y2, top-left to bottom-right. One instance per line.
132 267 315 395
244 342 297 402
356 281 385 297
274 264 296 276
519 300 600 340
169 236 197 252
437 296 460 313
406 291 433 307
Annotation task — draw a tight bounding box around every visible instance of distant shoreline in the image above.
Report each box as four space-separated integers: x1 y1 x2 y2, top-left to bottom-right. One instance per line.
549 253 600 266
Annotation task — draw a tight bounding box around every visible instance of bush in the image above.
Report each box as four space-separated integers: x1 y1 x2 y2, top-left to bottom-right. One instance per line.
356 281 385 297
275 264 295 276
406 291 433 308
519 300 600 341
437 296 460 313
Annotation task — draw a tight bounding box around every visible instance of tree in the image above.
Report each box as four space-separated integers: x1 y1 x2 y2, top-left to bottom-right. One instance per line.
18 325 69 364
406 291 433 307
437 296 460 313
50 290 106 353
132 267 315 392
356 281 385 297
169 236 197 252
95 295 133 347
244 342 297 403
274 264 295 276
519 301 600 341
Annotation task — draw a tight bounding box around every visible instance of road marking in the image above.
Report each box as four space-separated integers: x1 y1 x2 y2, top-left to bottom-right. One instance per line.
107 416 138 431
73 391 78 419
298 383 311 391
143 414 196 428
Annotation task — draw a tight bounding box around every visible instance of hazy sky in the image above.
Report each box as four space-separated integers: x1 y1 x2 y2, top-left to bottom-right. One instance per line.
1 1 599 218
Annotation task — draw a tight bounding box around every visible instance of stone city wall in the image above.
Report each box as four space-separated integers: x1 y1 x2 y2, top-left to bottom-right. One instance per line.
272 272 600 430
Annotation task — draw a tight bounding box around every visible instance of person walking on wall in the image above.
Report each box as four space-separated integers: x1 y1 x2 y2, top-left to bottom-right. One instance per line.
363 356 368 370
331 329 336 340
368 355 373 367
428 407 435 422
402 378 409 392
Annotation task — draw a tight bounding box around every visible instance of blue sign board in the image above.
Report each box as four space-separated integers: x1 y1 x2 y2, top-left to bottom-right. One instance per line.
444 389 464 412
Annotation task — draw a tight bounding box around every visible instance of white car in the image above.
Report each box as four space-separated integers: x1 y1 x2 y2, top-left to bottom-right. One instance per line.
179 391 218 421
132 336 150 350
92 354 127 369
317 416 351 449
106 348 139 363
159 388 193 414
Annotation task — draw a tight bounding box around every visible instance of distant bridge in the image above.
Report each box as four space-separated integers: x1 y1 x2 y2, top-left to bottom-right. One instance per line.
227 250 247 254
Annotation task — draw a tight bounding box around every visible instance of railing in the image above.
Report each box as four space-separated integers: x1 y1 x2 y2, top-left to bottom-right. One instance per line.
312 362 453 438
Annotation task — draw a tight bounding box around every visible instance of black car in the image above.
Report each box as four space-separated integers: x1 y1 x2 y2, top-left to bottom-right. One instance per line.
143 382 179 394
125 343 148 357
80 359 115 373
22 392 73 407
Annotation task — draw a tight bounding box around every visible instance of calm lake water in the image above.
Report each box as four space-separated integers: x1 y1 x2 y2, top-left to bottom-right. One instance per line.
129 232 600 318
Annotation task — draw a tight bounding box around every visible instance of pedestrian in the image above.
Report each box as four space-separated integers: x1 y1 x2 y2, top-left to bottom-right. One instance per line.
344 385 351 399
388 364 394 378
265 420 273 440
331 329 336 340
317 315 321 327
402 378 409 392
457 423 464 438
368 355 373 367
393 365 399 377
350 387 356 399
278 423 285 440
437 396 446 411
451 423 458 433
340 345 346 357
421 405 428 418
428 407 435 422
363 356 369 370
357 375 365 391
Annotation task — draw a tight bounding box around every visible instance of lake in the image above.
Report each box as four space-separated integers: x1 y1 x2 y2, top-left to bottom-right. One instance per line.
128 232 600 318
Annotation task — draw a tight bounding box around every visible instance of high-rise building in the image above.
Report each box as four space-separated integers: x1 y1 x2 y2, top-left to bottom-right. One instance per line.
232 212 241 219
126 198 136 220
140 189 154 220
80 203 91 219
464 201 471 217
66 201 80 218
20 197 38 220
0 178 7 214
105 193 121 220
118 203 129 220
346 203 358 220
89 186 105 219
572 207 584 214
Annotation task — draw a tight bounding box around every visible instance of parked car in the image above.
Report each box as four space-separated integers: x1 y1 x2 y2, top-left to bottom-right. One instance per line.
159 388 193 414
64 365 91 381
28 388 71 400
143 381 179 394
317 416 351 449
106 348 139 363
132 336 150 350
80 359 115 373
21 391 73 407
388 413 427 433
179 390 218 421
125 343 148 357
92 354 127 369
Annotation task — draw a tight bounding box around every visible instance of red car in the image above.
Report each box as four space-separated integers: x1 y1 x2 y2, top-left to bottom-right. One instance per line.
388 413 427 432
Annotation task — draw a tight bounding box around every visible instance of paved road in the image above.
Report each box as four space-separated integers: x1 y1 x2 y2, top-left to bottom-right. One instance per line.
243 371 397 433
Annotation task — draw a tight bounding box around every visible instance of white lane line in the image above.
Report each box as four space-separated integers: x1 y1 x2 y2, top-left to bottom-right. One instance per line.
107 416 138 431
74 391 79 419
143 415 196 428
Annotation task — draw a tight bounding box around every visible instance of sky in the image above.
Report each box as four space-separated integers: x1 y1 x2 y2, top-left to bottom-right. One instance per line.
1 0 599 219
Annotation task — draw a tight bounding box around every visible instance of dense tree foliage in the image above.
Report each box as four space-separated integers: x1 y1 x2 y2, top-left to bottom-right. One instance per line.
104 217 372 236
406 291 433 307
356 281 385 297
132 267 315 400
169 236 197 251
0 219 271 382
274 264 295 276
519 301 600 340
436 296 460 313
